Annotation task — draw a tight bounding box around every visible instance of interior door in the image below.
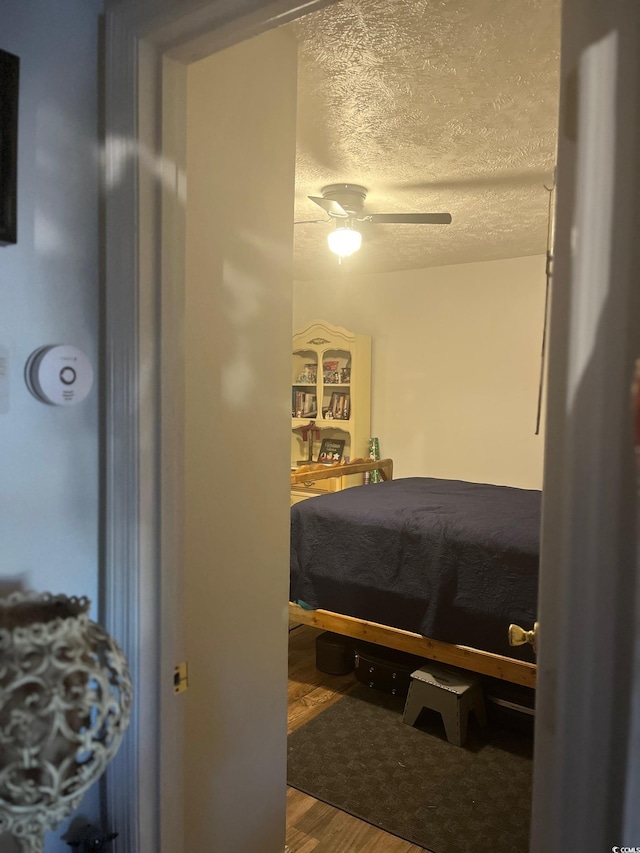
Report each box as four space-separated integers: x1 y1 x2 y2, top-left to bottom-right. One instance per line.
531 0 640 849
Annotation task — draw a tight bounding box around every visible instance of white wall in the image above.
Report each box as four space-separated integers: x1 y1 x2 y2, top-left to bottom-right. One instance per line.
184 28 297 853
294 255 547 489
0 2 102 851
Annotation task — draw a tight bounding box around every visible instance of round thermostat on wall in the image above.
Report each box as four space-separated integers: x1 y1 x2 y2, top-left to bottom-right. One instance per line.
25 345 94 406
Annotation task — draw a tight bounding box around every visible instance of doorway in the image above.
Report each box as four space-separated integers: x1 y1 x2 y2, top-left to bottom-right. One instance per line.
184 5 556 847
102 1 640 849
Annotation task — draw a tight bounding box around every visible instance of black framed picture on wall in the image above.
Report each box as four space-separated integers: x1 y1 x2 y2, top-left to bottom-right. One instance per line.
0 49 19 246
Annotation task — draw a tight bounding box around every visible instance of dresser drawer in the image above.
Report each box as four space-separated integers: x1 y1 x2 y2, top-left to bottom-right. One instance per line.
293 475 340 493
291 487 330 505
290 475 344 505
289 472 368 504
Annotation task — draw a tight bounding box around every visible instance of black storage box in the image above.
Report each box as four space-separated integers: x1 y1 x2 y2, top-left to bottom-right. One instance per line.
354 642 425 697
315 631 355 675
483 676 535 736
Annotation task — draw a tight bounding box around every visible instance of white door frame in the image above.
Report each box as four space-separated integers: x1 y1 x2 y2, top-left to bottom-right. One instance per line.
102 1 640 851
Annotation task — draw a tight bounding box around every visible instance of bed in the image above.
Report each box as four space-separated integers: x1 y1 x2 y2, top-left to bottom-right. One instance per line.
289 459 540 687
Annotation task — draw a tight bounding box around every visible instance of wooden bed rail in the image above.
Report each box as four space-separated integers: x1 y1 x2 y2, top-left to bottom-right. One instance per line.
291 457 393 486
289 603 537 689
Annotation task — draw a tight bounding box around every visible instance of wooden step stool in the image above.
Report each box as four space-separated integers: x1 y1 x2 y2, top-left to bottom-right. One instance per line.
402 661 487 747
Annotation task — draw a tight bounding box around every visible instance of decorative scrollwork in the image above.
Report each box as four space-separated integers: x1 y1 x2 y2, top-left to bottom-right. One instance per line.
0 592 132 853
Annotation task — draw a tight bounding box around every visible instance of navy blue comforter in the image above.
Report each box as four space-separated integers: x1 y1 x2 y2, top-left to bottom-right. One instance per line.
290 477 541 660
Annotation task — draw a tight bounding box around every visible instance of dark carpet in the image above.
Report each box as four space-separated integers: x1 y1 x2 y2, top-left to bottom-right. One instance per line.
287 684 533 853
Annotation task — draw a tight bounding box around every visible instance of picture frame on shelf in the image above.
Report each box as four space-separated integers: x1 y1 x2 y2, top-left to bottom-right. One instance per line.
0 49 19 246
327 391 350 420
317 437 345 465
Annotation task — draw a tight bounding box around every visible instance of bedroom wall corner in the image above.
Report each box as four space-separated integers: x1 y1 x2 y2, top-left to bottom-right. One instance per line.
293 254 547 490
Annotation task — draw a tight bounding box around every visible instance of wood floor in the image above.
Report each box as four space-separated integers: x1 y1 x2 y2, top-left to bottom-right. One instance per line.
286 625 427 853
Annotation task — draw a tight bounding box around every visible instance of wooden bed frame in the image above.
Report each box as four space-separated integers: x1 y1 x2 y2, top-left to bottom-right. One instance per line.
290 458 537 689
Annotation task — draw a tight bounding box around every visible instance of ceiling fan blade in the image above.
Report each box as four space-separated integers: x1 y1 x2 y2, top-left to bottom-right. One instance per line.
294 217 331 225
366 213 452 224
308 196 349 217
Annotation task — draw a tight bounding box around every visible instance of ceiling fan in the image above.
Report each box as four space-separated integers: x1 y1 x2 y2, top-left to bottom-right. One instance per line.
295 183 452 261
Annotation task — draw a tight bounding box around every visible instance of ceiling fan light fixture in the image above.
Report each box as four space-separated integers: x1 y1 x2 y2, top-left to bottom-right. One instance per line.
327 225 362 258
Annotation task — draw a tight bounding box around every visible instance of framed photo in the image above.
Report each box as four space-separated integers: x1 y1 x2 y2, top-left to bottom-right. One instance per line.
317 438 345 465
0 49 19 246
328 391 350 420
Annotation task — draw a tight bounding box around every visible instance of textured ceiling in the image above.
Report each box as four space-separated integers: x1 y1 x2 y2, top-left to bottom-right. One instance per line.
290 0 561 280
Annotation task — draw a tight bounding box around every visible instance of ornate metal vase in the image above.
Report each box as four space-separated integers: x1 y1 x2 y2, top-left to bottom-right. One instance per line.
0 593 132 853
